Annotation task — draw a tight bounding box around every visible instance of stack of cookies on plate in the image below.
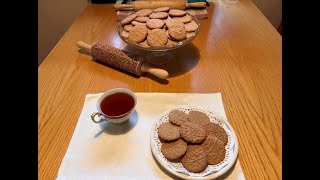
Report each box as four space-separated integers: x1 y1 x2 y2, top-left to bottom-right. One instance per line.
157 110 228 173
120 7 199 47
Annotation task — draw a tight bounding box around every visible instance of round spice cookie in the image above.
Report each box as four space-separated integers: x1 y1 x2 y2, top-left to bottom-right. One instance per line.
161 138 187 160
186 32 196 39
201 135 226 165
124 24 134 32
180 122 206 143
185 20 199 32
136 9 153 17
153 7 170 12
172 14 192 23
204 123 228 146
188 110 210 127
168 110 189 126
165 19 183 29
128 25 148 43
168 25 186 41
131 21 146 26
181 145 207 173
139 40 150 48
169 9 187 17
149 12 169 19
163 16 171 24
135 16 149 23
147 29 168 47
120 13 137 25
146 19 165 29
121 30 129 38
166 39 178 47
158 122 180 141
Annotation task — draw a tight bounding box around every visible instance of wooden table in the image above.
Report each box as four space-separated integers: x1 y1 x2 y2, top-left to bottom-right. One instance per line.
38 1 282 179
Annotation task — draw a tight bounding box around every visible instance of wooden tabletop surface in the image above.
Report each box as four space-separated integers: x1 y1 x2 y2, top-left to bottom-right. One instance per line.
38 1 282 179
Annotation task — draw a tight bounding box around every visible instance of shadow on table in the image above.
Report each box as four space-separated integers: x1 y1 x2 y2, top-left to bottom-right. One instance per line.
94 111 138 137
161 43 200 77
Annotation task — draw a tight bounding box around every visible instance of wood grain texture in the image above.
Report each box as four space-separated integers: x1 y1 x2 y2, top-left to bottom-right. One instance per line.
38 1 282 180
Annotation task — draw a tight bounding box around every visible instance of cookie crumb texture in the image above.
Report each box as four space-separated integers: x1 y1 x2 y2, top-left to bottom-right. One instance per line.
181 145 207 173
168 110 189 125
180 122 206 143
119 8 198 48
161 138 187 160
147 29 168 47
128 25 148 43
158 122 180 141
202 135 226 165
204 123 229 146
188 110 211 126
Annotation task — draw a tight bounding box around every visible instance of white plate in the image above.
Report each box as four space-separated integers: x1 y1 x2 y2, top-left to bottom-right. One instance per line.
150 106 239 179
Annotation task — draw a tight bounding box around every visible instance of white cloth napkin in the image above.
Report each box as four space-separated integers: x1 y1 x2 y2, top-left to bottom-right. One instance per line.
57 93 245 180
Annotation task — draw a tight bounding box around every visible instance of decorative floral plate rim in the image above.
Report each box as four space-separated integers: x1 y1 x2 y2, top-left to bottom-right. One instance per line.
150 106 239 179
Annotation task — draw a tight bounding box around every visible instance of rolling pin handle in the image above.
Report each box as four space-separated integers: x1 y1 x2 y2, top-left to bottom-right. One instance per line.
114 4 135 11
186 2 207 8
141 63 169 79
77 41 92 51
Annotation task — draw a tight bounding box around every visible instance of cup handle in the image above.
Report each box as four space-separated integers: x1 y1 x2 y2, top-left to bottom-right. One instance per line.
91 112 106 123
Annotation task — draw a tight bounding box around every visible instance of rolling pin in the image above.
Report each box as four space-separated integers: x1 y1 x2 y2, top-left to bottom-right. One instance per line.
114 1 206 11
77 41 169 79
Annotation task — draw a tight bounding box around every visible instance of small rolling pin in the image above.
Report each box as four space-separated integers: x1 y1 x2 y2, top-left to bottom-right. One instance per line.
77 41 169 79
114 1 206 11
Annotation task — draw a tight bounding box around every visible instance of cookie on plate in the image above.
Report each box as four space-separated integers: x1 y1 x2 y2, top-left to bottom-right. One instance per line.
184 20 199 32
158 122 180 141
168 25 186 41
165 19 183 29
186 32 196 39
147 29 168 47
132 21 146 26
146 19 165 29
180 122 206 143
188 110 210 126
136 9 153 17
161 138 187 160
120 13 137 25
149 12 169 19
172 14 192 23
201 135 226 165
135 16 149 23
166 39 178 47
181 145 207 173
204 123 229 145
124 24 134 32
168 110 189 126
153 7 170 12
169 9 187 17
128 25 148 43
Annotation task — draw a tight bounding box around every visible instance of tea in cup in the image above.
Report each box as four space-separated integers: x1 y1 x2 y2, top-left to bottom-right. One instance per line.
91 88 137 124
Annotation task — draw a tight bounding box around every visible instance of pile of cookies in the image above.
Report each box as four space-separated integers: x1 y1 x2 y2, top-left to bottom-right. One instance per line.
157 110 228 173
120 7 199 48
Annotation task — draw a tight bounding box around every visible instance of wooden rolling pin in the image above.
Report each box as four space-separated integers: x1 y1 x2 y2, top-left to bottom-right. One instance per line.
77 41 169 79
114 1 206 11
